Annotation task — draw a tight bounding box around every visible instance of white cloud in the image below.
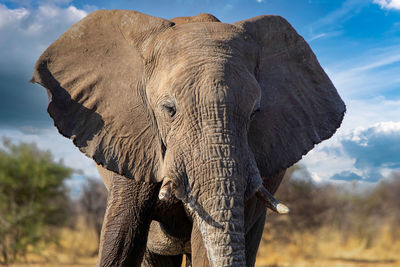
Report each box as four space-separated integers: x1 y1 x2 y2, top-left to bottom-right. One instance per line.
373 0 400 10
0 5 29 28
350 53 400 72
301 121 400 183
340 122 400 179
308 30 344 42
342 121 400 143
0 3 90 74
309 33 327 41
0 3 87 32
373 121 400 133
300 141 357 182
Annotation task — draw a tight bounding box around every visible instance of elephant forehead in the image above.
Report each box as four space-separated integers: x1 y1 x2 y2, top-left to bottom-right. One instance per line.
168 21 246 42
156 22 259 64
151 23 260 99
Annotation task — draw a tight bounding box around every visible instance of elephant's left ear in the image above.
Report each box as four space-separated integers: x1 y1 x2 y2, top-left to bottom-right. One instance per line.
32 10 174 182
234 16 345 177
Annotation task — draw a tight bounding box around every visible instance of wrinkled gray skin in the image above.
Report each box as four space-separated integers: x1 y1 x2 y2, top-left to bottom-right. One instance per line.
32 10 345 267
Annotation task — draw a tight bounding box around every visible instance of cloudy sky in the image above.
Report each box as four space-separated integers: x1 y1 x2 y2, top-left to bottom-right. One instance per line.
1 0 399 185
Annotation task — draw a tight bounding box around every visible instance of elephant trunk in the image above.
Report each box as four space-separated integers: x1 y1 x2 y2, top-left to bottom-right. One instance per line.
195 178 246 267
186 137 249 266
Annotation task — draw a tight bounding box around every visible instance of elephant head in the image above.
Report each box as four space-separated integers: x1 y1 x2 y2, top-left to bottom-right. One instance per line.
32 10 345 266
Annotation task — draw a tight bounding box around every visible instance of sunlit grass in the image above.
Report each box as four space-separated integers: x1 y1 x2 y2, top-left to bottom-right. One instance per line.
9 218 98 267
256 225 400 267
9 222 400 267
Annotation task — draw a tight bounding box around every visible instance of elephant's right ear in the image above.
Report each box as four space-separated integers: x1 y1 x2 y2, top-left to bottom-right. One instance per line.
32 10 174 182
234 16 345 178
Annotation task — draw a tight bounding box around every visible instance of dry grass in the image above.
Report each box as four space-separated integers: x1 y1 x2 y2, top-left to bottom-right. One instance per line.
8 224 400 267
9 218 98 267
255 225 400 267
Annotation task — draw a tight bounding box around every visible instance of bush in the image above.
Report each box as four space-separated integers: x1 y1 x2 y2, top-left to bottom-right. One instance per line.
0 138 72 264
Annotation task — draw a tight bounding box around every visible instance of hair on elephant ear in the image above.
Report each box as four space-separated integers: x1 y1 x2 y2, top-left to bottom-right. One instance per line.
31 10 175 183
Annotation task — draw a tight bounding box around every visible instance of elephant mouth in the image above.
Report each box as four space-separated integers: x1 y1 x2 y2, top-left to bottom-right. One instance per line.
158 176 289 215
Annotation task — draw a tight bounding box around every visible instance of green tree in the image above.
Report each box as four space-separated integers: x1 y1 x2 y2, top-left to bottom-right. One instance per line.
0 138 72 264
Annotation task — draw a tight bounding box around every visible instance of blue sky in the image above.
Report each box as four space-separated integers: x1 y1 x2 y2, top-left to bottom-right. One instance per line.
0 0 399 185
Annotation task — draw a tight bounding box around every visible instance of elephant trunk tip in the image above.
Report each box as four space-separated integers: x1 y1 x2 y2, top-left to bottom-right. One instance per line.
256 185 290 214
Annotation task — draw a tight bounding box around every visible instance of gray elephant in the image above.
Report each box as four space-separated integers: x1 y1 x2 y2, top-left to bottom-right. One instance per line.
32 10 345 267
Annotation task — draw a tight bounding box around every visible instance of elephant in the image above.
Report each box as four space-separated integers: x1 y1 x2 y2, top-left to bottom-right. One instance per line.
32 10 345 267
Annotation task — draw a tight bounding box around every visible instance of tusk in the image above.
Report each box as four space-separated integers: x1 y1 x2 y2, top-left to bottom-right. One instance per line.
158 177 174 201
256 185 289 214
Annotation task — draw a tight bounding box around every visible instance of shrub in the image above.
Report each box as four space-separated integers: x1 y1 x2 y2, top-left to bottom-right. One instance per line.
0 138 72 264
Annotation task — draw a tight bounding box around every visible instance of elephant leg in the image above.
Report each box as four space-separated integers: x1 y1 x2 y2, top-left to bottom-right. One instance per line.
97 175 159 267
245 210 266 267
190 221 210 267
141 249 183 267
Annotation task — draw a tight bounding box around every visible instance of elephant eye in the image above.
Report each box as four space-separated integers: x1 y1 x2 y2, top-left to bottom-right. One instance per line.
162 103 176 118
250 108 260 120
